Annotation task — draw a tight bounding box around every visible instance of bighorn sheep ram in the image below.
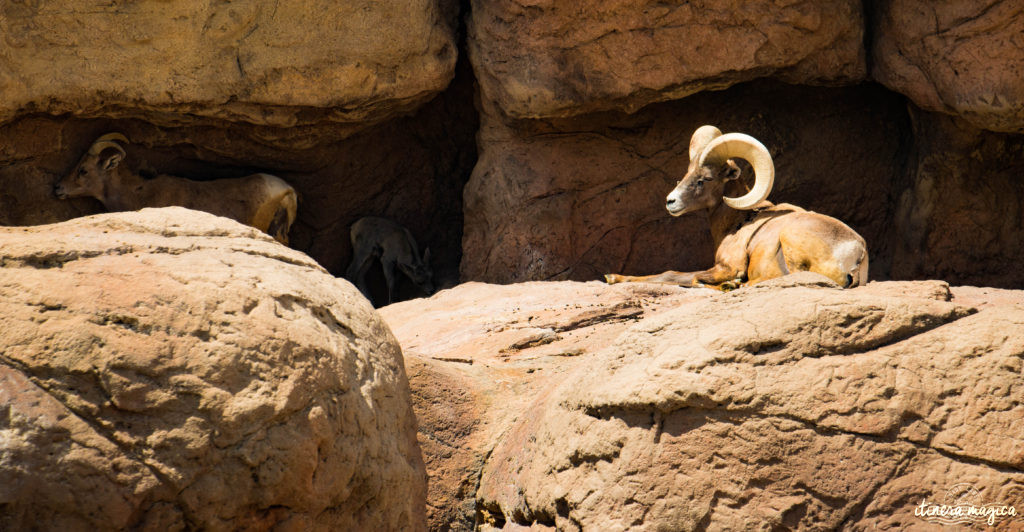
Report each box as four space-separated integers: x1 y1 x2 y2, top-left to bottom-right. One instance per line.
605 125 868 289
345 216 434 306
54 133 298 245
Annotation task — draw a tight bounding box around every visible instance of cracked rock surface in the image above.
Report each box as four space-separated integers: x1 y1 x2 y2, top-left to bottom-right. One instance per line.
0 0 455 129
872 0 1024 133
468 0 865 120
380 273 1024 530
0 207 426 531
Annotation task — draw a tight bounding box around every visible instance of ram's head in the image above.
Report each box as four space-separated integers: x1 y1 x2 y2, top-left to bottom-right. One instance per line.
665 125 775 216
54 133 129 200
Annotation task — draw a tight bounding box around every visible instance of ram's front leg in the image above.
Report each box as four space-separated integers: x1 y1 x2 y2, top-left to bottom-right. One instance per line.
604 270 699 286
604 263 743 289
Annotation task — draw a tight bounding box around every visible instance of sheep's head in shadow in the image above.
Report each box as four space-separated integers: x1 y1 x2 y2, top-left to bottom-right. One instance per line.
54 133 129 201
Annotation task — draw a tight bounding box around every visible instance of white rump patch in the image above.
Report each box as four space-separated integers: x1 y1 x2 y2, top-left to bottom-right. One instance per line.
833 240 867 284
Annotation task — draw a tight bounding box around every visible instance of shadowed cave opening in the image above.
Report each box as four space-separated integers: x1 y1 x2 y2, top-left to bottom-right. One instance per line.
0 53 479 306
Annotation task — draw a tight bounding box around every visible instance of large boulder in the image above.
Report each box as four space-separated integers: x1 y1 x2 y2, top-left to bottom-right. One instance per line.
0 208 426 530
381 275 1024 530
468 0 865 119
872 0 1024 133
461 81 908 283
381 280 714 530
0 0 456 128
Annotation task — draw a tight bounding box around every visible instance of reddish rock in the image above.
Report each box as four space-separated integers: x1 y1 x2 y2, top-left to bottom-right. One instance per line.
873 0 1024 133
0 58 479 291
890 110 1024 288
461 82 908 284
380 280 713 530
381 274 1024 530
468 0 865 119
0 208 426 531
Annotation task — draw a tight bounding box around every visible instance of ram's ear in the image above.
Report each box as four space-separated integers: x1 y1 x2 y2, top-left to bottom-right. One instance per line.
102 152 123 170
721 160 742 181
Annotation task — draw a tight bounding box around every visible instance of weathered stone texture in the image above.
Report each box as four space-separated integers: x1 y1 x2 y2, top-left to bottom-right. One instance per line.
0 58 479 291
381 275 1024 530
0 208 426 531
469 0 866 119
462 82 908 284
380 280 712 530
891 110 1024 288
873 0 1024 133
0 0 456 128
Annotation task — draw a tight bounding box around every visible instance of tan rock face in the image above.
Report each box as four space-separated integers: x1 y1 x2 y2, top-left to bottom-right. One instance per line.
468 0 865 119
462 81 908 284
872 0 1024 133
891 110 1024 287
0 59 479 292
0 0 455 128
0 208 426 530
381 280 713 530
381 275 1024 530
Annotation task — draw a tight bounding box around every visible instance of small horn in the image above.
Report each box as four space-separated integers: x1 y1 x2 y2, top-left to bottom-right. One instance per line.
688 125 722 162
89 133 129 156
697 132 775 210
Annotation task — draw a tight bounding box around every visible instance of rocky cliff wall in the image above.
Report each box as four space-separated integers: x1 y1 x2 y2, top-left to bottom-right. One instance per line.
2 2 1024 530
462 81 909 283
872 0 1024 134
468 0 866 119
0 0 1022 292
0 0 456 128
0 60 478 296
462 0 1024 288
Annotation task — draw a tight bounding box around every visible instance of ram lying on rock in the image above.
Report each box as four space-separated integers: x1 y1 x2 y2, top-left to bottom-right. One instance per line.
606 125 868 289
55 133 298 245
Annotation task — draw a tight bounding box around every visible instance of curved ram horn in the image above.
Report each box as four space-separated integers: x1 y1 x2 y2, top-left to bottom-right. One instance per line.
88 132 130 156
688 125 722 162
697 132 774 210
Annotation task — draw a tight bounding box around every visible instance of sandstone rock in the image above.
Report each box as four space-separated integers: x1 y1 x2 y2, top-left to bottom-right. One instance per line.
890 110 1024 288
461 81 908 284
950 285 1024 310
872 0 1024 133
0 58 478 291
0 0 456 128
0 208 426 530
468 0 865 119
380 280 713 530
381 275 1024 530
